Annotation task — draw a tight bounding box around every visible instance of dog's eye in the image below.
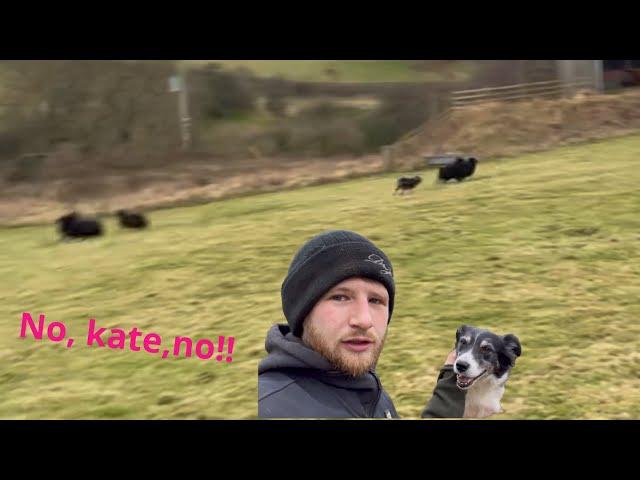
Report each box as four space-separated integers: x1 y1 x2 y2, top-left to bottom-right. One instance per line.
460 338 468 345
480 345 492 353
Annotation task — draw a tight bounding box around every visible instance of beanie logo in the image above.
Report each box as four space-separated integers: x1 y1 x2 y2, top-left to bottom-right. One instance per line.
365 254 393 276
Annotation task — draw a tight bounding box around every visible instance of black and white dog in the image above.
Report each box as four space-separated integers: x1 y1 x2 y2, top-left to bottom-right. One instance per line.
453 325 522 418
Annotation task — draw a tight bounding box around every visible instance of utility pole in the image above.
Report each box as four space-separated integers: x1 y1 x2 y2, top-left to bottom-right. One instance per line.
169 71 192 151
593 60 604 92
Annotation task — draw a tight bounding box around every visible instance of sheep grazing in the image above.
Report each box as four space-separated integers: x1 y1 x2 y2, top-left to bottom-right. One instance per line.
394 175 422 195
55 212 103 240
438 157 477 182
116 209 149 229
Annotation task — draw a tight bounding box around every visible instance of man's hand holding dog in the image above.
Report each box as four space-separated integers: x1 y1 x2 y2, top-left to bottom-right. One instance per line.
445 349 457 366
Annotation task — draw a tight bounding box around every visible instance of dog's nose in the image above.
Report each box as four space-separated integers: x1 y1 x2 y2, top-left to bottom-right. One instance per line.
455 361 469 373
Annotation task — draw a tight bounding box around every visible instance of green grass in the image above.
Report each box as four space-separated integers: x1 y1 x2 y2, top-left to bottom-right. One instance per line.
2 134 640 419
179 60 474 83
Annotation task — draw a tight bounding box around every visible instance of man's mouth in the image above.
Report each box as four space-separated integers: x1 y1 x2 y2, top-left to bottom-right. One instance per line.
342 337 374 353
456 370 487 390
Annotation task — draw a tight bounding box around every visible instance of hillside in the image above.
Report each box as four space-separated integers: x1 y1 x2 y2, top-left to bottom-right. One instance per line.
1 133 639 419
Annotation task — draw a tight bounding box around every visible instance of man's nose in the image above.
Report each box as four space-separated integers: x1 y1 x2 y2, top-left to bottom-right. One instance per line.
348 299 373 329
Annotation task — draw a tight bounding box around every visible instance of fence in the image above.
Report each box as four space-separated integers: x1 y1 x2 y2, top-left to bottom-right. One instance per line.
450 78 595 109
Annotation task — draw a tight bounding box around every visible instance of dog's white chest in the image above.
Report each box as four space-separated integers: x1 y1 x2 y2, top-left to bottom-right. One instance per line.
463 374 507 418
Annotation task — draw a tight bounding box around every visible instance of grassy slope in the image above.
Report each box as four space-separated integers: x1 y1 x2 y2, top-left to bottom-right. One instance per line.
1 134 639 419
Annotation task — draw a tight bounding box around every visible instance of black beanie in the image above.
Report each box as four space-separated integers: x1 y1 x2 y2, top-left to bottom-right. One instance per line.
281 230 395 337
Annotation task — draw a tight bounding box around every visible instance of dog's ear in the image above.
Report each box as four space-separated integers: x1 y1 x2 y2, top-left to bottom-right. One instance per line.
503 334 522 358
455 325 470 344
498 334 522 371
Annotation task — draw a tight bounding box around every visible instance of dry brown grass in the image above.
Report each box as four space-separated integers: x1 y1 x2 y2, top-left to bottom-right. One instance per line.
4 88 640 226
394 88 640 166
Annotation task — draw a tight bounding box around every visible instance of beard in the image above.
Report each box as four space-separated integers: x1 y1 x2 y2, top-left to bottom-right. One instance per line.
302 323 387 378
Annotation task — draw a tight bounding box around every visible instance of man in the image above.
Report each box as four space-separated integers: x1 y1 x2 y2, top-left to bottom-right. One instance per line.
258 230 465 418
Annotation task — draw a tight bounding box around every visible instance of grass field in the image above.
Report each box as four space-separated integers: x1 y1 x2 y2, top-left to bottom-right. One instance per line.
2 133 640 419
179 60 474 83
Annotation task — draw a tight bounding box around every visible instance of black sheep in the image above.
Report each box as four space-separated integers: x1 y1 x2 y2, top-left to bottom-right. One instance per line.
117 209 149 229
394 175 422 195
438 157 477 182
55 212 103 239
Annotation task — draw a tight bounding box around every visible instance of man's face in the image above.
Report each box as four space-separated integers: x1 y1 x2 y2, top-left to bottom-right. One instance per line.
301 277 389 377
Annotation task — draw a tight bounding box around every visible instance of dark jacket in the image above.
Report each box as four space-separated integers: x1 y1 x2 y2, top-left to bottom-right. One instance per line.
258 324 465 419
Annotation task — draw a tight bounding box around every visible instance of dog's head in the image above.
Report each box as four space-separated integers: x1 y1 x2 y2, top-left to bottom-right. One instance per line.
413 175 422 185
453 325 521 390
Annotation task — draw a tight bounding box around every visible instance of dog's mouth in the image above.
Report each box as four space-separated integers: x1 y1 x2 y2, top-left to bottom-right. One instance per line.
456 370 487 390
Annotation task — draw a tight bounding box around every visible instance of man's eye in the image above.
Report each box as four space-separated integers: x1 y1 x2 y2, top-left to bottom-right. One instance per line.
369 297 384 305
330 295 348 301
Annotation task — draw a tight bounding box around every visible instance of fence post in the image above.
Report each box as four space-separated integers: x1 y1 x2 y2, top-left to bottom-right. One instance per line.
382 145 395 169
428 93 439 119
178 74 192 151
